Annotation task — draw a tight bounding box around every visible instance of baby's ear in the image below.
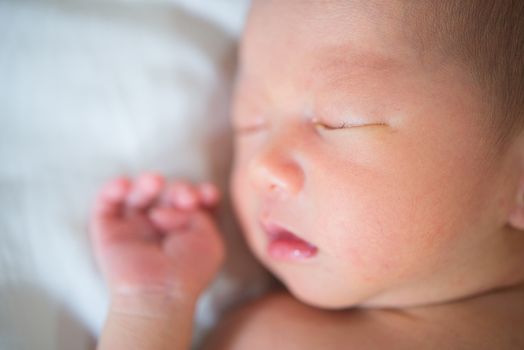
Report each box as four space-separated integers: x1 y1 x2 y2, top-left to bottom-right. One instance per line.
508 133 524 230
508 172 524 231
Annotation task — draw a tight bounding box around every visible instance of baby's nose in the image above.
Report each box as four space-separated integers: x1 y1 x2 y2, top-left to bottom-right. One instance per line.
248 141 305 196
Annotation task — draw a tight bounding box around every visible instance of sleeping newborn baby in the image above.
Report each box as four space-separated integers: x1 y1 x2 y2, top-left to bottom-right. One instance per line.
90 1 524 348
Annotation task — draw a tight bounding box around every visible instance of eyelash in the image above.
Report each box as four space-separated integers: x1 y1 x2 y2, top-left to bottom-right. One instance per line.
314 121 387 130
314 121 350 130
234 119 387 134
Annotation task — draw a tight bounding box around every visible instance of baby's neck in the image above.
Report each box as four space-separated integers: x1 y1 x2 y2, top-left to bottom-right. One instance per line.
356 283 524 349
407 281 524 311
396 282 524 333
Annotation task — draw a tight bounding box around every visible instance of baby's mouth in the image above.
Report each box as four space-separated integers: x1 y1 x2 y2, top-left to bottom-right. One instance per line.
260 221 318 260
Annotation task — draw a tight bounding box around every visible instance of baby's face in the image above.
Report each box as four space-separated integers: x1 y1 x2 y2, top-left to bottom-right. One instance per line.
231 0 516 308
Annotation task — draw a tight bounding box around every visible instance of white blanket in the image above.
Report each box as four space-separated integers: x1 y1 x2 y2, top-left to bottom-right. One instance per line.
0 1 272 349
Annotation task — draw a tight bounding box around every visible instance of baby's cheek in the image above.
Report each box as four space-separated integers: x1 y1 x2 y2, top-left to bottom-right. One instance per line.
333 225 403 283
333 204 436 285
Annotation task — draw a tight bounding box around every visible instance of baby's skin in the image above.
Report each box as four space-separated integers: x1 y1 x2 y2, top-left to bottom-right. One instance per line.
91 0 524 349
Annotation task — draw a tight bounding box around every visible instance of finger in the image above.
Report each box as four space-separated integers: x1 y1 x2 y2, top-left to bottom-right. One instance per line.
148 207 190 232
197 182 221 208
165 181 199 210
162 210 225 264
126 173 165 210
94 176 132 218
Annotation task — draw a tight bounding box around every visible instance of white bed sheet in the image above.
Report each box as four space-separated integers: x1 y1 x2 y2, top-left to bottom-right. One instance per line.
0 1 272 349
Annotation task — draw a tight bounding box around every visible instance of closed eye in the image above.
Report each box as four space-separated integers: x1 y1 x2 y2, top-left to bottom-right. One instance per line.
314 120 388 130
234 125 262 133
233 122 268 135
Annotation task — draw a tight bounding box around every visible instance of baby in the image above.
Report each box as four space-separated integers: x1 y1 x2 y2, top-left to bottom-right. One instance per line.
90 0 524 349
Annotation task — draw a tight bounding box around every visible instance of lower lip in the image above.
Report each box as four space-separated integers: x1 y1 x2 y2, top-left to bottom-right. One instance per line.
267 235 318 261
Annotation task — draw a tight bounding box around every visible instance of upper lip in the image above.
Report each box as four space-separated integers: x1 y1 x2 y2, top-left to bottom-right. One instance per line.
259 218 315 246
260 220 289 239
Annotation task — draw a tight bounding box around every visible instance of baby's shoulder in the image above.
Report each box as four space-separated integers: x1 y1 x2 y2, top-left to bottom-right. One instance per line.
204 289 524 350
204 286 524 350
203 291 419 350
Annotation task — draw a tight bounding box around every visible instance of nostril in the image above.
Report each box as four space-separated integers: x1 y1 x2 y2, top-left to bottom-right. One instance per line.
249 154 304 195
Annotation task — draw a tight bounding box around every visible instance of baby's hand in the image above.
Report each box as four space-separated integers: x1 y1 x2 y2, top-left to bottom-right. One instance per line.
89 173 225 302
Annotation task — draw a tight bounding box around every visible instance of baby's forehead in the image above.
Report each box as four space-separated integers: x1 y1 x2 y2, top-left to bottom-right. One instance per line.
239 34 422 110
239 1 478 114
237 51 407 111
243 0 425 73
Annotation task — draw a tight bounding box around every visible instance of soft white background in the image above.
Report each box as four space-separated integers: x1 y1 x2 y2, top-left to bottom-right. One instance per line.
0 1 271 349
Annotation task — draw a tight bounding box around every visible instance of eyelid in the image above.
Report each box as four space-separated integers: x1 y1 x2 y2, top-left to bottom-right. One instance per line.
312 118 387 130
234 124 265 134
232 118 268 134
314 121 350 130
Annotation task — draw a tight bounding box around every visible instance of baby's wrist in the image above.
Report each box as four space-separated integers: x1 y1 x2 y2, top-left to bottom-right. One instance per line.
100 290 196 350
109 286 197 319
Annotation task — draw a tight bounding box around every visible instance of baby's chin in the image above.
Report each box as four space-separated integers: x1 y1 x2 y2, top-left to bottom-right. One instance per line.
254 252 378 309
270 266 427 310
272 271 371 310
283 276 457 310
285 283 365 310
283 279 422 310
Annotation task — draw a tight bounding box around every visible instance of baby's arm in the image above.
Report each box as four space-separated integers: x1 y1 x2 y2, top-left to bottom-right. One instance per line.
90 174 224 350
